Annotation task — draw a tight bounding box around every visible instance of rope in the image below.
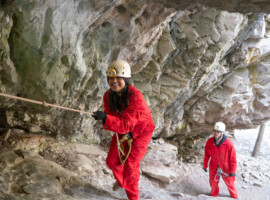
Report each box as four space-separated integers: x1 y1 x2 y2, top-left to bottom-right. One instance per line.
214 168 228 181
122 138 133 164
0 92 93 115
115 133 125 165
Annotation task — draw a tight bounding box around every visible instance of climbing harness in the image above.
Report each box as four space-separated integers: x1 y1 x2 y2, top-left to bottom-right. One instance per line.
0 92 93 115
214 167 228 181
115 132 133 166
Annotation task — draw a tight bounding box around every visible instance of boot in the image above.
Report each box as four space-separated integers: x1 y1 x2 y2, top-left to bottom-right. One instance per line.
112 181 121 191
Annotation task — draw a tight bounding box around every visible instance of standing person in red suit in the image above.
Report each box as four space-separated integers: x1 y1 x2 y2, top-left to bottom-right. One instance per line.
92 60 155 200
203 122 238 199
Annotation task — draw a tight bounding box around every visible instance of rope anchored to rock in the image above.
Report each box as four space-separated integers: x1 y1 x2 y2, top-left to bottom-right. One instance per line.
0 92 93 115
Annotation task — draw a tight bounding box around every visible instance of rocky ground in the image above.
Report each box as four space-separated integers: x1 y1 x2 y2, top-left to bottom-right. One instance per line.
0 127 269 200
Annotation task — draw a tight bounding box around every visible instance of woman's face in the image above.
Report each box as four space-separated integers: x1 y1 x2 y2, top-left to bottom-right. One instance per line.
108 77 126 92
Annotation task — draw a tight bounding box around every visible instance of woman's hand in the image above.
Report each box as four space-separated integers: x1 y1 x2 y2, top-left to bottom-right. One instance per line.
92 111 107 121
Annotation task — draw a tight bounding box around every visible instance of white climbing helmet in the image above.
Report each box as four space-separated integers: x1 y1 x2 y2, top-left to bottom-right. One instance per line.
213 122 226 132
107 60 131 78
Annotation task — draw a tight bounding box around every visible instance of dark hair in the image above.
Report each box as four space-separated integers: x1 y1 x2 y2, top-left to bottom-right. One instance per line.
108 78 130 112
1 0 6 6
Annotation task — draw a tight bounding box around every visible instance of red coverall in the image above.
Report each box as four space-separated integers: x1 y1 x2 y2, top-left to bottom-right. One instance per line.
103 85 155 200
203 136 238 199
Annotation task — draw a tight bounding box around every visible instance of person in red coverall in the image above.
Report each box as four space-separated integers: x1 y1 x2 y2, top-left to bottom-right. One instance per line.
203 122 238 199
92 60 155 200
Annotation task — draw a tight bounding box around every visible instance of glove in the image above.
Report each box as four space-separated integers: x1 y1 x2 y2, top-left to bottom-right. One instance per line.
229 173 236 177
203 168 207 172
92 111 107 121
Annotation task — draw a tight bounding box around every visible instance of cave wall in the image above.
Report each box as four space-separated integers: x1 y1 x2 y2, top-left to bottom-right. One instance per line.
0 0 270 145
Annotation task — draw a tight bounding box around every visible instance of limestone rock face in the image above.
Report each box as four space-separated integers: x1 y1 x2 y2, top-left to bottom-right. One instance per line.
0 149 113 200
141 142 178 183
154 0 270 14
1 1 270 153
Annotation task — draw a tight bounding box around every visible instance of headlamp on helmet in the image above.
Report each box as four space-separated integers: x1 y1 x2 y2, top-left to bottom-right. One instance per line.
107 68 117 77
107 60 131 78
